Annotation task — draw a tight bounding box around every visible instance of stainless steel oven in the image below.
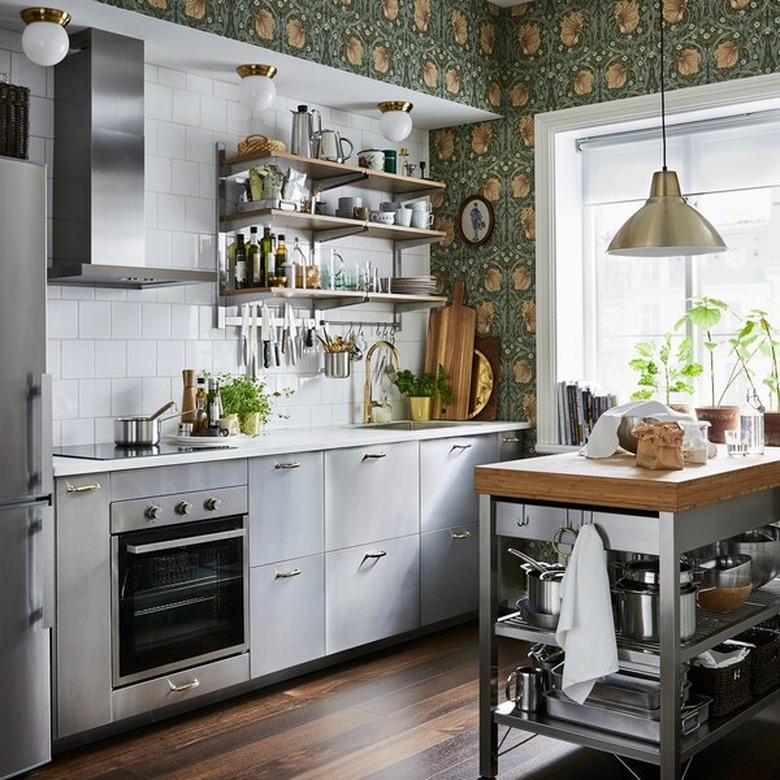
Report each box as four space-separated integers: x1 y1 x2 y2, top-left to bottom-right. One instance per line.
110 486 248 688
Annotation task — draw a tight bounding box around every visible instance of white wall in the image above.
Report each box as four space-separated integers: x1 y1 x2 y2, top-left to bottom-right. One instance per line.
0 29 430 446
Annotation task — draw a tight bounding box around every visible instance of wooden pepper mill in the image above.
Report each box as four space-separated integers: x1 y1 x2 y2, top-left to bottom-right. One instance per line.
181 369 197 424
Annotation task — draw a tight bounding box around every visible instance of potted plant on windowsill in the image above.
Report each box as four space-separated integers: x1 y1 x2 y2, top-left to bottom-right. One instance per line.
392 365 453 421
219 374 292 435
674 296 742 442
629 332 702 412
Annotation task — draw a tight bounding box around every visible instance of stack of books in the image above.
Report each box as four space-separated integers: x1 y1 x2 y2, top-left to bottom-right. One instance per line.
557 381 617 446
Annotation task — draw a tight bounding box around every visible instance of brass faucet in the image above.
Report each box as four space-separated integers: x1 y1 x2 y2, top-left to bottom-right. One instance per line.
363 340 400 424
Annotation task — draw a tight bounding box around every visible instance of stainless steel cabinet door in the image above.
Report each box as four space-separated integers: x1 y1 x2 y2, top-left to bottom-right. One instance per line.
248 452 324 566
421 434 498 532
325 534 420 654
54 475 112 739
325 442 418 550
250 555 325 677
421 522 479 625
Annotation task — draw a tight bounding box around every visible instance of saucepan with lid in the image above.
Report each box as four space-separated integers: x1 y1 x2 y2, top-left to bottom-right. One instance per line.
508 548 566 617
113 401 178 447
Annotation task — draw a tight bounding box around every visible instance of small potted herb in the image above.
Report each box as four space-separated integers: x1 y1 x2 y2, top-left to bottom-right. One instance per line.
219 374 292 435
392 365 453 421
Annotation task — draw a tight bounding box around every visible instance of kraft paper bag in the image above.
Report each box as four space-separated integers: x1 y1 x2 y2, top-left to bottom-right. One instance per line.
633 421 684 470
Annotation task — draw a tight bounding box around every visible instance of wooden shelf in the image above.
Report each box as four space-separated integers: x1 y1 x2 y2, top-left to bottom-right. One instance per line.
219 208 446 246
218 149 445 199
219 286 447 311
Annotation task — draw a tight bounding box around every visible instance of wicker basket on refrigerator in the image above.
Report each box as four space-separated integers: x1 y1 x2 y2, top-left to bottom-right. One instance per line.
0 79 30 160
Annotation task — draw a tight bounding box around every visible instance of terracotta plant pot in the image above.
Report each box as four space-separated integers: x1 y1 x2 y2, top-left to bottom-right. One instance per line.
408 396 433 421
694 406 740 444
765 411 780 447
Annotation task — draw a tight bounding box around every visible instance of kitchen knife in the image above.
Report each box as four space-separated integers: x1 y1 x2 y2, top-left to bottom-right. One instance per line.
268 306 280 366
261 303 271 369
286 303 298 366
250 303 259 378
239 303 251 371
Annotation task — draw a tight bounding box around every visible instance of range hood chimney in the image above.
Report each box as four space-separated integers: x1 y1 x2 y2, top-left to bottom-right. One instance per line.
48 28 216 289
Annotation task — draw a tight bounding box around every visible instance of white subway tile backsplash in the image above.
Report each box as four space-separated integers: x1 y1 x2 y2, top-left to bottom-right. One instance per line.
172 88 201 126
185 196 215 233
157 340 186 377
95 340 127 378
158 122 187 160
146 228 172 267
79 301 112 339
185 126 216 164
186 73 213 96
146 155 173 193
61 340 94 379
111 302 143 340
127 340 158 377
157 193 188 231
146 82 173 121
158 67 187 89
200 95 227 133
172 159 201 196
48 299 79 340
60 418 94 447
79 379 113 418
142 302 171 339
52 379 79 420
110 378 144 416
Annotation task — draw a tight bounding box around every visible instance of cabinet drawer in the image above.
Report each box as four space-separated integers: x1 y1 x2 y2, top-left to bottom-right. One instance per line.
111 653 250 723
325 441 418 550
421 434 498 532
249 451 324 565
496 501 582 542
325 534 420 654
421 523 479 625
250 555 325 677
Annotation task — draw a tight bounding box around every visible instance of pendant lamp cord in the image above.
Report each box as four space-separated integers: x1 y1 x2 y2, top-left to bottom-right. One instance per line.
659 0 668 171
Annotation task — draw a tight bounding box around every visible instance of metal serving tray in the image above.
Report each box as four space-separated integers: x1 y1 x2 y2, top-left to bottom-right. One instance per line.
544 690 710 743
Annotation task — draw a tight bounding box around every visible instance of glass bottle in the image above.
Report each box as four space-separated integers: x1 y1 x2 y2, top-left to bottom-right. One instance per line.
234 233 248 289
740 388 765 455
260 224 273 287
207 377 222 431
193 376 208 434
248 226 262 288
275 234 289 287
292 236 307 289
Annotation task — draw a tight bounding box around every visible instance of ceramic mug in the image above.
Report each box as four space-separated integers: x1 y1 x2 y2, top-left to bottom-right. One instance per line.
353 206 369 220
411 200 431 211
393 206 412 227
370 210 395 224
411 211 433 229
357 149 385 170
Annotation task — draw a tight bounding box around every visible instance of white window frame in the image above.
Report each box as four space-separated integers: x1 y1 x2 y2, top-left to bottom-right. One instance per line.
535 72 780 449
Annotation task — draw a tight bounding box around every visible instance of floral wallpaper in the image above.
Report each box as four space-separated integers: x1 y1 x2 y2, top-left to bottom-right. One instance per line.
95 0 780 438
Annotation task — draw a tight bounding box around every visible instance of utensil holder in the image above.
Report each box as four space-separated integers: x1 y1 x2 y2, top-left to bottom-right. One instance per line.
324 352 350 379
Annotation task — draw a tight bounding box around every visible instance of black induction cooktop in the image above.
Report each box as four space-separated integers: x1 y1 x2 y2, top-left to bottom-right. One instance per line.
53 442 237 460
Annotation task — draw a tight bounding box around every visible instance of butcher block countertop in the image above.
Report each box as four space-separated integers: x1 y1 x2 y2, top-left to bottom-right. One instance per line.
474 446 780 513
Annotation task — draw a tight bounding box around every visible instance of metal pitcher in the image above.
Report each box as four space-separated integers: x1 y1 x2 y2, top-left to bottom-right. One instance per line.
290 105 320 157
313 129 354 163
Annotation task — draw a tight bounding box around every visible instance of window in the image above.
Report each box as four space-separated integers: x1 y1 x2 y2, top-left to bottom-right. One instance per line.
535 74 780 447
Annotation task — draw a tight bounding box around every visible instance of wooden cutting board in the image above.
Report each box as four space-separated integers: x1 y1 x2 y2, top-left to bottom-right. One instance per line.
425 280 476 420
471 336 500 420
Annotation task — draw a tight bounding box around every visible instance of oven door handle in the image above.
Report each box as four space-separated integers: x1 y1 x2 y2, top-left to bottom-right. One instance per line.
126 528 245 555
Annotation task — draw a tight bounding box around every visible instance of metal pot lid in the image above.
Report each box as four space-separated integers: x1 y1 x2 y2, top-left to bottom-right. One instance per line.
616 577 699 595
622 558 695 586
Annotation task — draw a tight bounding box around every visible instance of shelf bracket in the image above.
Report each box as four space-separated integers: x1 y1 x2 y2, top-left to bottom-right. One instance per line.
311 171 369 196
397 187 445 202
314 225 369 243
394 235 444 251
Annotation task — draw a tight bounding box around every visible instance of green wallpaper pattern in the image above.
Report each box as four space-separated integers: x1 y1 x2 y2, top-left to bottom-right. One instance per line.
95 0 780 433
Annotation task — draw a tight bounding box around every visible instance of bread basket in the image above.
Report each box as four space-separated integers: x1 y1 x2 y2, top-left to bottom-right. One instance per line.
237 134 286 156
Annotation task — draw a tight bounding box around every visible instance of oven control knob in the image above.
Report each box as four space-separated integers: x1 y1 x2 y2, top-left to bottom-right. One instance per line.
175 501 194 516
205 497 223 512
145 505 163 521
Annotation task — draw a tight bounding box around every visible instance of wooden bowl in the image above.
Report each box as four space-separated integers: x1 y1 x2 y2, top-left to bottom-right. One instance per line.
697 583 753 614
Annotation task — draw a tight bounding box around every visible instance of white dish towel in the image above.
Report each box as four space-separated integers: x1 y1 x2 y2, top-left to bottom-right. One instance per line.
555 524 619 704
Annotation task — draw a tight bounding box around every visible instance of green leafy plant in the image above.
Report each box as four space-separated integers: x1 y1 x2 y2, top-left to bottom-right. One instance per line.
732 309 780 412
629 333 702 405
392 364 453 405
218 373 293 426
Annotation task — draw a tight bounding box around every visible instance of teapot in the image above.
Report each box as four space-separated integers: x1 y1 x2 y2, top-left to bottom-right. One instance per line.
313 129 354 163
290 105 320 158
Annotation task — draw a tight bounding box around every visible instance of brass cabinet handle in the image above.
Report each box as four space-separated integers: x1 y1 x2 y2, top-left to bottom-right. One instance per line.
167 677 200 693
503 436 521 443
450 443 472 452
274 461 301 469
275 568 302 579
66 481 101 493
450 530 473 540
362 452 386 461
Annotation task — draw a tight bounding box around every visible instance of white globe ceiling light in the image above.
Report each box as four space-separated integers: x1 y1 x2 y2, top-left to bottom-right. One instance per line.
20 7 71 67
236 64 278 112
378 101 414 142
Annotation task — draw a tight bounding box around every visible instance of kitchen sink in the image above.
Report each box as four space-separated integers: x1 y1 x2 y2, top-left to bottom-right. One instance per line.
350 420 477 431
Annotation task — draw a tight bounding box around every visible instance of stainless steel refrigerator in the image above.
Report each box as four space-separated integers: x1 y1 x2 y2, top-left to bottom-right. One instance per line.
0 156 53 778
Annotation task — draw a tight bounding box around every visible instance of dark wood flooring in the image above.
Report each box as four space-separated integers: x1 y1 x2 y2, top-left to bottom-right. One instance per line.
29 622 780 780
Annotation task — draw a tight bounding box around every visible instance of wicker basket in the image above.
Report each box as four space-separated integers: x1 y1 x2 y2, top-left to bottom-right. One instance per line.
237 134 286 156
734 627 780 694
689 650 752 717
0 80 30 160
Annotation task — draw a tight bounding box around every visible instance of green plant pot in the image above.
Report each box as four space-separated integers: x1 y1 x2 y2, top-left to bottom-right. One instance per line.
239 411 262 436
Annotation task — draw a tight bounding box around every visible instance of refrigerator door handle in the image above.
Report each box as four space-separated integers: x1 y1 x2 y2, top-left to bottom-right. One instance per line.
41 502 55 629
28 373 53 497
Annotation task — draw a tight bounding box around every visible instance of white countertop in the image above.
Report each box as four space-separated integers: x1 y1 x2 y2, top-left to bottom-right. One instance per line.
53 421 530 477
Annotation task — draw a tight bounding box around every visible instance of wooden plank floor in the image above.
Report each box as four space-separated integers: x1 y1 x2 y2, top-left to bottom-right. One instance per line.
30 622 780 779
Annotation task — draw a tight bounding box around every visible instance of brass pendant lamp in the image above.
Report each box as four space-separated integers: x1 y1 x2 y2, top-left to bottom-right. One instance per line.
607 0 726 257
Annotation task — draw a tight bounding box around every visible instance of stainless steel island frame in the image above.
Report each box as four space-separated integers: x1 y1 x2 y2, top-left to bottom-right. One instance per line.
474 448 780 780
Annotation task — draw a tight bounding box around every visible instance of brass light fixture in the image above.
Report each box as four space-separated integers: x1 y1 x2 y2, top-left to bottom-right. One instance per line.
607 0 726 257
236 64 277 112
20 7 71 67
377 101 414 142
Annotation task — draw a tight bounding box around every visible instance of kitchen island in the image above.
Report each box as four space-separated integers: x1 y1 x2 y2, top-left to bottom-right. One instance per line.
474 448 780 780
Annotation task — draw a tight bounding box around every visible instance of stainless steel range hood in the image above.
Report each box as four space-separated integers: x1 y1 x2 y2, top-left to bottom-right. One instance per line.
48 28 216 289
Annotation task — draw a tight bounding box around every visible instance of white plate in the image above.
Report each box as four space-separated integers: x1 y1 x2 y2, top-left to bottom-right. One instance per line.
166 435 243 448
